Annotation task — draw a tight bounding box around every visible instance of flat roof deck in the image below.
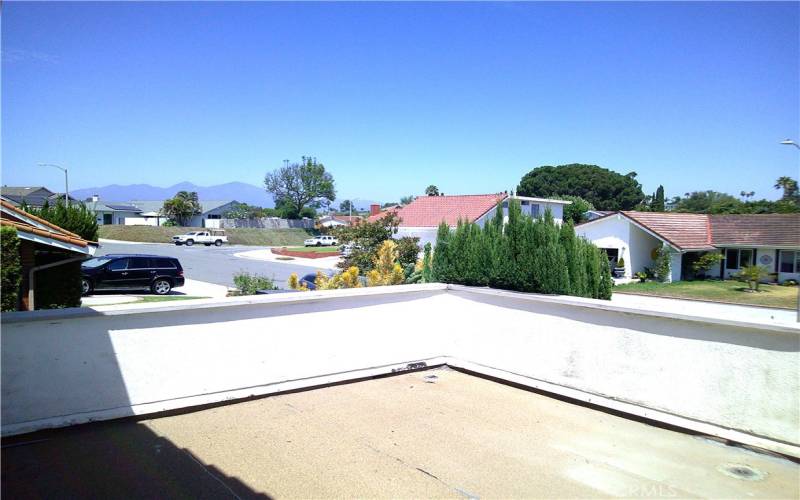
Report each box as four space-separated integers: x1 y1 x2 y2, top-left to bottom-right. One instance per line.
3 368 797 499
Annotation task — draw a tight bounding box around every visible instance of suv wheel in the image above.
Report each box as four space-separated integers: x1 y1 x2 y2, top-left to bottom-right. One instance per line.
185 239 194 246
81 278 92 296
214 240 223 246
152 279 172 295
316 242 322 246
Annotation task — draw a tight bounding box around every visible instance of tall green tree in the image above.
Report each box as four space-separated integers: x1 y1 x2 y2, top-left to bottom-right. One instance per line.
517 164 645 210
774 176 799 200
161 191 201 226
25 200 99 241
400 195 416 205
557 195 595 224
652 185 665 212
339 199 353 212
264 157 336 218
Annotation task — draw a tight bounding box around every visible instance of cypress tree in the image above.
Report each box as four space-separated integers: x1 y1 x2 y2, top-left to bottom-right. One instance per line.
598 251 613 300
560 221 589 296
432 222 453 283
421 243 433 283
584 241 601 299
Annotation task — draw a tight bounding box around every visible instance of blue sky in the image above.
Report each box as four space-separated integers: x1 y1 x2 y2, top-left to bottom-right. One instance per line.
2 1 798 204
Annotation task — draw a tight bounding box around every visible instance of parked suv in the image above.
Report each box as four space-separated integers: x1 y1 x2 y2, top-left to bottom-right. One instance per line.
304 235 338 247
81 254 185 296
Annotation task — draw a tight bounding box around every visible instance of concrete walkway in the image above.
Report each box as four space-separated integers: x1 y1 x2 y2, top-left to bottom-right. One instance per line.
612 292 797 325
234 248 342 270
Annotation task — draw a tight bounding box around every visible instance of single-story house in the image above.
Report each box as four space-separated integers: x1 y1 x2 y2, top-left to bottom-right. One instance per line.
1 186 80 207
367 193 571 249
1 200 98 310
124 200 240 227
319 215 363 228
576 211 800 283
84 196 144 225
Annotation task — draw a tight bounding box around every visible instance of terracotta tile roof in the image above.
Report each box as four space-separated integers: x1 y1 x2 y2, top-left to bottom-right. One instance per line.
710 214 800 248
621 211 714 250
581 211 800 251
367 205 402 223
0 219 92 248
1 199 85 240
369 194 505 227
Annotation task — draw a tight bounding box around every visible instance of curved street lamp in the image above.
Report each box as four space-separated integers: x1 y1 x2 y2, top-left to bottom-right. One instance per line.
38 163 69 205
780 139 800 149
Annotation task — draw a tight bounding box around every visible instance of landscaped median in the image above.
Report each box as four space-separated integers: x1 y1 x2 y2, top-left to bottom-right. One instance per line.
271 246 341 259
98 225 315 246
614 279 798 309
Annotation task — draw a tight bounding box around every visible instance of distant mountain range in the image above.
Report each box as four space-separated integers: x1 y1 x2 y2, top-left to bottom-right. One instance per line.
71 182 386 212
71 182 275 207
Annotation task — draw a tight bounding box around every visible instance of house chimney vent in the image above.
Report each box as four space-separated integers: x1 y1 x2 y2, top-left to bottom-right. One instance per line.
370 204 380 216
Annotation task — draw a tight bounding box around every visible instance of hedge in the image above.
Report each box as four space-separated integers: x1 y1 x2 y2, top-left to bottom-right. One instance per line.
432 201 612 300
1 227 22 311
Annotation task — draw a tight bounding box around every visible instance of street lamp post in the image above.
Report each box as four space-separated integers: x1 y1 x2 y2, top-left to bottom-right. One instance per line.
39 163 69 205
780 139 800 150
779 139 800 322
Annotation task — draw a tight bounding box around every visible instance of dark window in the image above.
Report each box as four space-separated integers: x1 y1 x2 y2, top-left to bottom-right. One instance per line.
739 249 753 268
780 251 797 273
108 259 128 271
129 257 151 269
531 204 540 218
725 249 739 270
155 258 176 269
207 214 221 219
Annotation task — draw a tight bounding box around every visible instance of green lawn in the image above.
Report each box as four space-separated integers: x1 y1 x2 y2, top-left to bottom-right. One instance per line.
614 280 798 309
98 225 315 246
283 246 340 254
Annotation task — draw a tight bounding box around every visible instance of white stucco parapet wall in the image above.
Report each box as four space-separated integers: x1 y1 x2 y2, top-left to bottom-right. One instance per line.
3 284 799 458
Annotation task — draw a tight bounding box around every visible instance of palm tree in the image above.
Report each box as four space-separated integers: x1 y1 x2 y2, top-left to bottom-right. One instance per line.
774 177 798 200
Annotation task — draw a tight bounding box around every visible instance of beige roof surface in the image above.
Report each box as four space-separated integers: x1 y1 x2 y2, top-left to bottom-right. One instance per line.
2 368 796 498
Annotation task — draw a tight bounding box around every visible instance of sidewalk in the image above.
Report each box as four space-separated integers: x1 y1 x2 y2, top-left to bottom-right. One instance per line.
233 248 342 270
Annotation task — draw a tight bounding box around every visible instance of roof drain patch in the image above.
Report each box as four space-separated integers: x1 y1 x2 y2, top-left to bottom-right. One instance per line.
716 463 767 481
392 361 428 373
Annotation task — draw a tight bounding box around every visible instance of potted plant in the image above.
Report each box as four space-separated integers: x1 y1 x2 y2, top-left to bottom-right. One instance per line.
634 271 647 283
613 257 626 278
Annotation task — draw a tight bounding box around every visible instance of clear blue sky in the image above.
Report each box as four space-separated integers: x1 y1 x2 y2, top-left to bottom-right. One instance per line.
2 1 798 203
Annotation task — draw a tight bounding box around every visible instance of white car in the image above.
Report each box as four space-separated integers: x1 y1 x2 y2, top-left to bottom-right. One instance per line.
304 235 339 247
173 230 228 247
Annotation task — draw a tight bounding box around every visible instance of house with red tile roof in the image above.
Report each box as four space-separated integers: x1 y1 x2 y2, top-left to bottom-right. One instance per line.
576 211 800 283
367 193 571 249
1 200 98 310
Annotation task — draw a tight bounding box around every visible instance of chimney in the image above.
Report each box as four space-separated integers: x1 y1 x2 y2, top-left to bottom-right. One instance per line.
370 204 380 216
92 194 99 203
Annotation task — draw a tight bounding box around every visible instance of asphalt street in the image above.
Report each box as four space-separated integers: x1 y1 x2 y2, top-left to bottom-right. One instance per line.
97 242 330 288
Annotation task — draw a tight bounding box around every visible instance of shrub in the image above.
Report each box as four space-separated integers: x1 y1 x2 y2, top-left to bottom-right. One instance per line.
691 252 723 277
421 243 433 283
653 246 672 282
395 237 420 268
1 227 21 311
335 212 400 272
366 240 405 286
233 272 277 295
287 272 309 291
598 254 613 300
433 202 611 299
736 265 770 291
315 266 362 290
24 200 98 241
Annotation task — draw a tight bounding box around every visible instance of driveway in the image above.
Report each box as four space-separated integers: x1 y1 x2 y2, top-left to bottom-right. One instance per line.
97 241 335 289
81 278 229 306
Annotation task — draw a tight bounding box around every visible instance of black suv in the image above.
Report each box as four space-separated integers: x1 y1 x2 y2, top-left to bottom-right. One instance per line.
81 254 185 296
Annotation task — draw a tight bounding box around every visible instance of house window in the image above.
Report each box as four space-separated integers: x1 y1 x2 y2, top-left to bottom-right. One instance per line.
725 249 754 270
779 251 799 273
531 204 540 218
207 214 221 219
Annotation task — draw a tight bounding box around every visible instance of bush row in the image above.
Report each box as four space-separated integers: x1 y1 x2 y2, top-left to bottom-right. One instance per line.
431 201 612 299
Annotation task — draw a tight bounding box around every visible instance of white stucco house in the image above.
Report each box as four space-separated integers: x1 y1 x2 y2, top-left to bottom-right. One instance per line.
319 215 363 228
367 193 570 249
576 211 800 283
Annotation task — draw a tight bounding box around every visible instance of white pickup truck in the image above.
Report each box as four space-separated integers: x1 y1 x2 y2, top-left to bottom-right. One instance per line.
173 230 228 247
